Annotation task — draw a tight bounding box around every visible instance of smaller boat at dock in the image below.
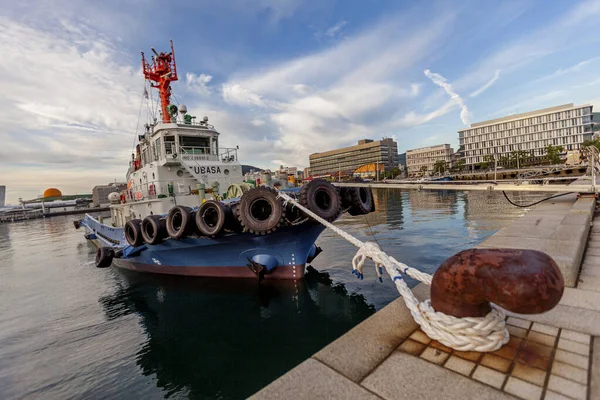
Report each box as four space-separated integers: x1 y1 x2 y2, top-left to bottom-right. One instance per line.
76 41 374 279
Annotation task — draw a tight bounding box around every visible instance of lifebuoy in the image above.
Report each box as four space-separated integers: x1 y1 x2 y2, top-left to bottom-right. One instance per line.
299 179 341 222
195 200 226 236
124 219 144 247
141 215 168 245
236 187 284 235
95 247 114 268
166 206 195 239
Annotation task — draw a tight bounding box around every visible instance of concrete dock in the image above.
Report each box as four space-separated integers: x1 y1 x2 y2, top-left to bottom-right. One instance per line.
252 190 599 399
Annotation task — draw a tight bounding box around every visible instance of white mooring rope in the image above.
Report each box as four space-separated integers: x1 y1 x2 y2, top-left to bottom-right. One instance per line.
277 191 509 352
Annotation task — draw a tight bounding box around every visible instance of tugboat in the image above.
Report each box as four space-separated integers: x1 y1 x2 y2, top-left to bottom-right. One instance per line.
76 41 374 279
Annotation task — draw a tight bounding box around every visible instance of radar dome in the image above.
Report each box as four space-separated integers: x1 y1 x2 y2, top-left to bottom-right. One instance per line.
43 188 62 198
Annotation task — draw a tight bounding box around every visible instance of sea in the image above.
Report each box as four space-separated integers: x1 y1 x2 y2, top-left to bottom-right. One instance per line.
0 189 536 399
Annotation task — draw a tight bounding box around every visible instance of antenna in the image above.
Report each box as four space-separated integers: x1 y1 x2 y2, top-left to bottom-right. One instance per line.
142 40 179 123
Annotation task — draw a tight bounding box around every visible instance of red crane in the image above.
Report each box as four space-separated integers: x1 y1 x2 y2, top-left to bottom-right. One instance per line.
141 40 179 123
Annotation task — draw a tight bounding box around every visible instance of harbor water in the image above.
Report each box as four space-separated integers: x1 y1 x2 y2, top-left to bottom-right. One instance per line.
0 189 533 399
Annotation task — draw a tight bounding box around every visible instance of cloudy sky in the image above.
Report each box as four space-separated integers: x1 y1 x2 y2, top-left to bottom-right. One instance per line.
2 0 600 203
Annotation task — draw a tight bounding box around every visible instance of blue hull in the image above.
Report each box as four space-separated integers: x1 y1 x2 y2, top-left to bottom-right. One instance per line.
81 214 325 279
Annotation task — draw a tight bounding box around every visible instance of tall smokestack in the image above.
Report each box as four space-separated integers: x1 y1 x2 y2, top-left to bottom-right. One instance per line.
0 186 5 207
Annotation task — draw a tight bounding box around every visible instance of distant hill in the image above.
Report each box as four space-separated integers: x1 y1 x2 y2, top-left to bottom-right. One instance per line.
242 165 264 174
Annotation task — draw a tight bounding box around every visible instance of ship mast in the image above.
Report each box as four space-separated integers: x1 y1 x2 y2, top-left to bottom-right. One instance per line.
141 40 178 123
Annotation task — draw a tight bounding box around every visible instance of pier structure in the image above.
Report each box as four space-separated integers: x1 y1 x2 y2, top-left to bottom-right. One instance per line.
253 180 600 400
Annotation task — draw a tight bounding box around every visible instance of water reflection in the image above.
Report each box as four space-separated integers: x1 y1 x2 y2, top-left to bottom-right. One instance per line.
98 267 375 399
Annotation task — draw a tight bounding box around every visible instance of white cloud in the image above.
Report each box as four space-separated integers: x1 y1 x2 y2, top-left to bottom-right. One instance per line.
424 69 470 125
534 57 600 83
325 20 347 37
470 69 501 97
185 73 213 95
251 118 266 126
222 84 269 108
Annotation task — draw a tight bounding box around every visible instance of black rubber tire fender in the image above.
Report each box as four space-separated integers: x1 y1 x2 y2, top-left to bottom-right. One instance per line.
225 202 243 233
195 200 227 237
347 187 373 216
141 215 167 245
124 219 144 247
166 206 195 239
95 247 114 268
283 202 304 225
236 187 284 235
299 179 342 222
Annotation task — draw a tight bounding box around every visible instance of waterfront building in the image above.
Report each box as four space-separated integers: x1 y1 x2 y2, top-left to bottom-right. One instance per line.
309 138 399 177
459 103 594 166
406 144 454 176
92 183 127 207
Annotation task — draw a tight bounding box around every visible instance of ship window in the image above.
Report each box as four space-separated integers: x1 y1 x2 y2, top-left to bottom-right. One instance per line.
164 136 175 154
180 135 210 148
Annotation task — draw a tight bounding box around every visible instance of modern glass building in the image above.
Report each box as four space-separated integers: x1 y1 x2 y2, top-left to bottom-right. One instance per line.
459 103 594 166
308 138 399 177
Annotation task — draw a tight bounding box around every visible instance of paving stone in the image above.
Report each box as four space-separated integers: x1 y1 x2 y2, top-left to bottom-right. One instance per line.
362 352 513 400
581 255 600 265
495 226 555 239
577 275 600 292
522 340 553 359
397 339 426 356
472 365 506 389
560 212 591 227
560 329 591 345
507 317 532 329
477 235 546 250
312 284 429 383
452 350 482 362
481 354 511 373
557 337 589 356
443 355 475 376
526 331 556 347
553 349 589 370
507 325 528 338
249 359 380 400
408 329 431 345
503 377 542 400
585 247 600 257
507 305 600 336
429 340 452 353
420 347 450 365
544 391 573 400
507 336 524 349
547 374 587 400
511 363 547 386
559 288 600 311
551 360 588 384
586 240 600 248
550 224 588 242
580 264 600 277
492 343 518 360
530 322 559 336
592 337 600 400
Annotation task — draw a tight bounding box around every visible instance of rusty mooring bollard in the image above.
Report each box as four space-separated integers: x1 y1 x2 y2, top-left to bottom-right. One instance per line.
430 249 564 318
